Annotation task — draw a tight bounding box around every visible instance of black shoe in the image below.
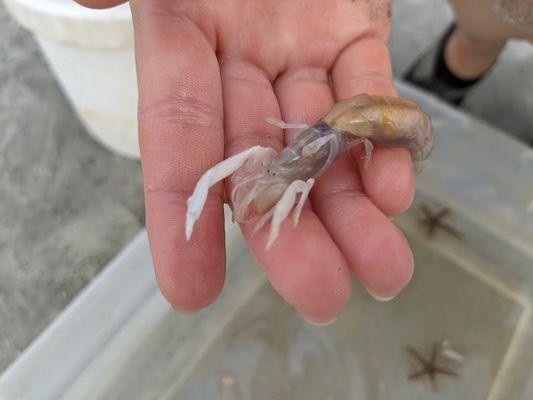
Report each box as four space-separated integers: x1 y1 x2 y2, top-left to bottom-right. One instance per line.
404 23 485 106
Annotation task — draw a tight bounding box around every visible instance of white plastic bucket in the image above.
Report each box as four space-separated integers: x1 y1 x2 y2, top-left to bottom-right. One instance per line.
4 0 139 158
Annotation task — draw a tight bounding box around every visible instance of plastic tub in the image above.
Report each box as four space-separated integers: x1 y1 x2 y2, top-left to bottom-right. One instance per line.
4 0 139 158
1 82 532 399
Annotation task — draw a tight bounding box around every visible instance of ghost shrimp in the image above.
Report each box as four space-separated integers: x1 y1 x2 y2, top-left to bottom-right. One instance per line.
185 94 434 248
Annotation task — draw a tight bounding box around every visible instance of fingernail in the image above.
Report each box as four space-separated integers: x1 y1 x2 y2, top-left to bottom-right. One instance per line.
363 285 397 302
370 293 396 302
172 305 202 314
301 314 339 327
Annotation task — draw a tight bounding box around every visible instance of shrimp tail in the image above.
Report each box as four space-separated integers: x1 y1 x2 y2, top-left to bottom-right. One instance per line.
323 94 434 173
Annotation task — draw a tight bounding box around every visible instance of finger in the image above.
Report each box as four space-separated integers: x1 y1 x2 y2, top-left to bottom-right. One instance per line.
313 191 414 300
275 66 413 301
131 2 225 311
75 0 127 9
222 60 351 324
332 38 415 216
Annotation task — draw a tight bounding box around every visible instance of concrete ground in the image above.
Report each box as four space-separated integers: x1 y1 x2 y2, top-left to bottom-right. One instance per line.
391 0 533 144
0 0 531 374
0 6 145 372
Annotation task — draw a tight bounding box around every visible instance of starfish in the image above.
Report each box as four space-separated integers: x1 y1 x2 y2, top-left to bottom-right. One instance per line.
419 204 463 239
407 343 459 392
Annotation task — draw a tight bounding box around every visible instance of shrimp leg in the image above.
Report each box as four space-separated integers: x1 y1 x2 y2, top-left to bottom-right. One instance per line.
360 138 374 168
302 133 374 168
292 178 315 227
302 134 338 157
266 178 315 249
186 145 276 240
265 117 309 131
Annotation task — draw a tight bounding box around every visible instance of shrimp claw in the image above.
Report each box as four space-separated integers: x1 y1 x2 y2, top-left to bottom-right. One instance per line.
266 178 315 250
292 178 315 227
185 145 275 240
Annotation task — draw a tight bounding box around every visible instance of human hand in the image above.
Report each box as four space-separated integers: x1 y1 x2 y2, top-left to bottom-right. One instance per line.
78 0 414 325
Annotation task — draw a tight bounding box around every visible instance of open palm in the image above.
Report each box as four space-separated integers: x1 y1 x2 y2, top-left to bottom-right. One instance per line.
80 0 415 324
